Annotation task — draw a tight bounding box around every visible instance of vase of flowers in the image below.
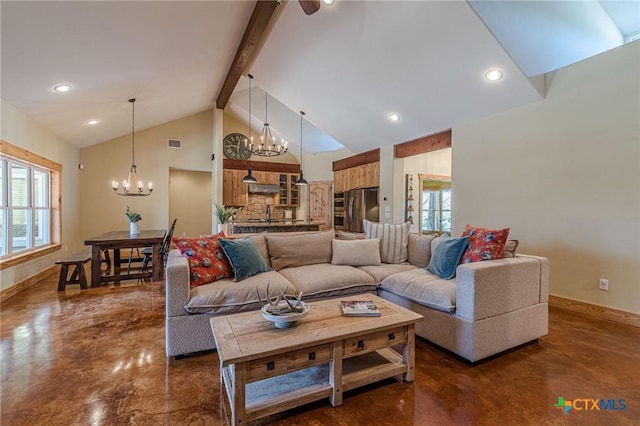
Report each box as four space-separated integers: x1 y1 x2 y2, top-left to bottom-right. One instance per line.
215 204 241 234
126 205 142 236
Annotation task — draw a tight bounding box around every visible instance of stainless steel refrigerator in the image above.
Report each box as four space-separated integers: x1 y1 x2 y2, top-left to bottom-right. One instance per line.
345 187 379 233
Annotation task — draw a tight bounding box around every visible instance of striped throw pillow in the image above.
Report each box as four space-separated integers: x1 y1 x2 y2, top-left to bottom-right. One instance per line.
363 219 410 264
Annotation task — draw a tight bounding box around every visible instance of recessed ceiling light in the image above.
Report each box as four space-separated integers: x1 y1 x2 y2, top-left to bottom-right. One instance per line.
388 113 401 122
53 84 71 93
322 0 335 5
484 69 503 81
86 119 99 126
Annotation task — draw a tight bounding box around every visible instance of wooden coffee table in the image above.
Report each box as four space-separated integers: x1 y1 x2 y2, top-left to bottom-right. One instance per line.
210 294 423 424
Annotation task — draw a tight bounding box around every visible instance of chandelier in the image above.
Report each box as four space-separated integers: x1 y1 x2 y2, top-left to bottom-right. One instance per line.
247 91 288 157
111 98 153 196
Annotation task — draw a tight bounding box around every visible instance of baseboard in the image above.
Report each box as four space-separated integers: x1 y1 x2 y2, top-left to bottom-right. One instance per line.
0 265 59 302
549 295 639 328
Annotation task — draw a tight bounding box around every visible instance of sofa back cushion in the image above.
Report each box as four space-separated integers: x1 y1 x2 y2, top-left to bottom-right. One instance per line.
501 239 519 258
408 233 437 268
266 230 334 271
249 232 271 267
337 230 366 240
363 219 410 264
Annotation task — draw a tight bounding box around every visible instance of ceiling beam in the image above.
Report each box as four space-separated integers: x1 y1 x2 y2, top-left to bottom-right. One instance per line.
394 130 452 158
215 0 280 110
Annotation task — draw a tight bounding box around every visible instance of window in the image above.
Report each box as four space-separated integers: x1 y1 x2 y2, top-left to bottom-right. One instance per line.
1 157 51 254
420 178 451 235
0 140 61 267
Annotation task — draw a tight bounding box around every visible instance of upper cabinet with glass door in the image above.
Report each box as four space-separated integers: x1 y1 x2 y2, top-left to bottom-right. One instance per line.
275 173 299 206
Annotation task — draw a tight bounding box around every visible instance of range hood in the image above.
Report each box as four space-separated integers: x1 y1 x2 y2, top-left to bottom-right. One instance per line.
248 183 279 194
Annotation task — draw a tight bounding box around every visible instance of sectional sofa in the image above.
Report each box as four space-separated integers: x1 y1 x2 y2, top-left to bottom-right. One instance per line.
165 229 549 362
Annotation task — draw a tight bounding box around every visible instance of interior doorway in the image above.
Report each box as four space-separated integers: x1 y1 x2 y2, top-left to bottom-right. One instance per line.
169 169 212 238
307 181 333 231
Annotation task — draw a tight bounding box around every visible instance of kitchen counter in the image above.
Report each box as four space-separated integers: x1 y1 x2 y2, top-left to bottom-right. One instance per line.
230 220 324 234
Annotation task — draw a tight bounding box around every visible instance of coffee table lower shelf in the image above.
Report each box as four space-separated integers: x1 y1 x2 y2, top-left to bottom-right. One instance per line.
221 348 406 423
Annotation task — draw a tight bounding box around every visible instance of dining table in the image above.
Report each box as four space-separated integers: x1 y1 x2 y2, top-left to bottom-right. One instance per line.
84 229 165 287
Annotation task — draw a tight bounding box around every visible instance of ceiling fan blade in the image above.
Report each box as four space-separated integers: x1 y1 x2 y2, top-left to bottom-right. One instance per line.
299 0 321 15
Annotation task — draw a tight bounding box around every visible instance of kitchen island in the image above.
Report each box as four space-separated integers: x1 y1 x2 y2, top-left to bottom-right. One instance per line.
230 220 324 234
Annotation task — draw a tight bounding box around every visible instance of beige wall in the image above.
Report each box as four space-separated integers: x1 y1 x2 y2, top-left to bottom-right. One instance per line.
0 100 81 291
168 169 212 238
79 110 214 239
452 42 640 314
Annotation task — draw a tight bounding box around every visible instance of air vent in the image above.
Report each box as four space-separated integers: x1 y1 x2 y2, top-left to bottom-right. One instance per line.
167 139 182 149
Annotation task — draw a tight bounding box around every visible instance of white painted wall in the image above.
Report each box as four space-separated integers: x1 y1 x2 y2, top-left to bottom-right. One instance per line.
0 100 81 291
452 42 640 314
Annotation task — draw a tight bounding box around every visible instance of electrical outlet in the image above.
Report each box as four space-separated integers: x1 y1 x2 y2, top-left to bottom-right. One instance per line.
599 278 609 291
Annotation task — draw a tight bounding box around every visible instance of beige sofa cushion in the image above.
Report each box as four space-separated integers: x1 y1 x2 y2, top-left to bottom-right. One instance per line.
266 230 334 271
184 270 293 315
408 233 437 268
279 264 377 300
331 239 381 266
357 263 417 282
381 268 457 313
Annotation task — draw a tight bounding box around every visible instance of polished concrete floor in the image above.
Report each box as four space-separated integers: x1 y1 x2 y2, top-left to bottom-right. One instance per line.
1 273 639 426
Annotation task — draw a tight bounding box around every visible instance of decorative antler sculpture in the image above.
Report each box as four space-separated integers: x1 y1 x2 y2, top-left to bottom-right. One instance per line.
256 282 305 316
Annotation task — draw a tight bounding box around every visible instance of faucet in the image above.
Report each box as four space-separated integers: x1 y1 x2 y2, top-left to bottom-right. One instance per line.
266 205 271 223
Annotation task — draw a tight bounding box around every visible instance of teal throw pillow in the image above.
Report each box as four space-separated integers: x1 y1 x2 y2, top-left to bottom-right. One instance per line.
219 238 271 281
426 236 470 280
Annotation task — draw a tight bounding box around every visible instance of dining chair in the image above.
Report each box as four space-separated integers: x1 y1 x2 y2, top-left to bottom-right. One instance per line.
141 218 177 273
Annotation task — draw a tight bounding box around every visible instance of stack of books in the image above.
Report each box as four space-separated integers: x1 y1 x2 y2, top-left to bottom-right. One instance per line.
340 300 381 317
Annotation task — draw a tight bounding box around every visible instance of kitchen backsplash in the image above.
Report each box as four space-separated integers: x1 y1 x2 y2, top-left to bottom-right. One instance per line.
232 194 296 221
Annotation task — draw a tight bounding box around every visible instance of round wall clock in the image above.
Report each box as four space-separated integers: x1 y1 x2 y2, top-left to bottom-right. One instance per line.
223 133 251 160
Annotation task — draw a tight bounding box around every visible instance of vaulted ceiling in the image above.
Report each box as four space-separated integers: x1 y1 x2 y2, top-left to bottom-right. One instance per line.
2 1 638 154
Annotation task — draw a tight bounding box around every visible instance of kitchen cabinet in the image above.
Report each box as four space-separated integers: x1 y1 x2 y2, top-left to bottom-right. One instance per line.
223 169 247 207
334 169 348 192
276 174 299 206
367 162 380 187
334 161 380 192
253 171 279 185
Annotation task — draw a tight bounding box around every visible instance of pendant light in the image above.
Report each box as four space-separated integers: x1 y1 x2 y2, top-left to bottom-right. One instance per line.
295 111 308 186
242 74 257 184
111 98 153 196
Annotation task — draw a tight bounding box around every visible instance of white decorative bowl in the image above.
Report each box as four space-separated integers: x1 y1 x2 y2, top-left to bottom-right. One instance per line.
261 302 310 329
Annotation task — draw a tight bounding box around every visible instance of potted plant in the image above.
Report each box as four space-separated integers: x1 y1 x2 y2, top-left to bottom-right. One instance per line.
215 204 241 234
126 205 142 235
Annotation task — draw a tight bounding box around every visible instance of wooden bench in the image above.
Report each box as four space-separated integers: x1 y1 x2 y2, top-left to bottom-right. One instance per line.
55 248 91 291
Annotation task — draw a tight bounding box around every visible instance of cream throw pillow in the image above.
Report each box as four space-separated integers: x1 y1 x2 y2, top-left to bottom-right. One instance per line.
331 239 381 266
